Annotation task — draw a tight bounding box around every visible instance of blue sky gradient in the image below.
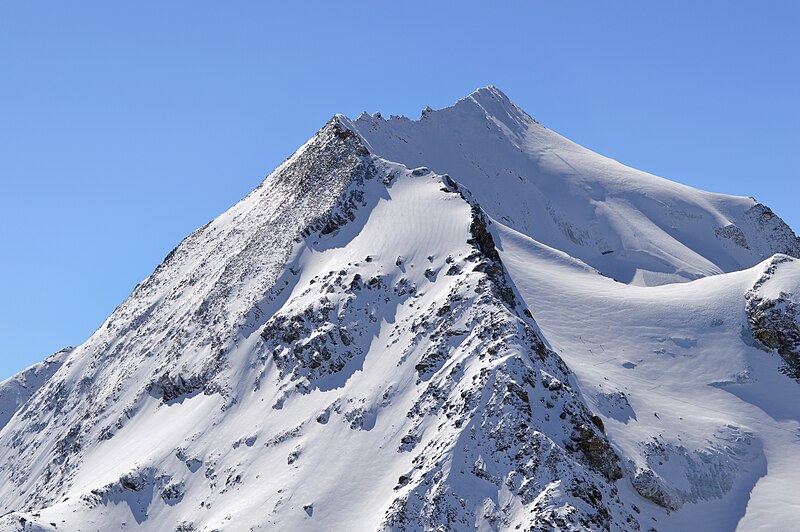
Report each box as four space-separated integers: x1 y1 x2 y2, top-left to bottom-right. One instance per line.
1 1 798 379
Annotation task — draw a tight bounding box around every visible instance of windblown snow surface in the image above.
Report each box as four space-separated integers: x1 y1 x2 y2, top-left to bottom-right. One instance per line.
1 87 799 531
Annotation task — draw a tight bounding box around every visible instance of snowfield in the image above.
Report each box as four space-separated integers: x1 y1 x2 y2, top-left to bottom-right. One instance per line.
0 87 798 531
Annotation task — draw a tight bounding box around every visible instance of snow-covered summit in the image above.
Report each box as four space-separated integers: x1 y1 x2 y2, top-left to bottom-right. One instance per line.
344 86 800 286
1 88 799 531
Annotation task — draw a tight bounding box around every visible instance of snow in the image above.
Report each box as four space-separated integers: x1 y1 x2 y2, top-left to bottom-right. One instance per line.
497 221 800 530
345 87 799 286
0 347 71 432
1 87 799 531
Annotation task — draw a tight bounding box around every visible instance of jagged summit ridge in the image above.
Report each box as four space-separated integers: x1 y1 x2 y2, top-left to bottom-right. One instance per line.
356 86 520 124
343 86 800 286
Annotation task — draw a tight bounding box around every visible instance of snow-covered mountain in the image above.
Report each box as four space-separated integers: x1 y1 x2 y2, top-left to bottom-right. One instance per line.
1 87 799 531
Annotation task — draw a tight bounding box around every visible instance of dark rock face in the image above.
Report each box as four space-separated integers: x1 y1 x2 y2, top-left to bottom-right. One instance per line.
147 350 226 404
746 256 800 379
744 204 800 258
631 468 682 511
715 205 800 266
467 207 518 309
747 295 800 379
749 295 800 378
259 268 389 398
715 224 751 250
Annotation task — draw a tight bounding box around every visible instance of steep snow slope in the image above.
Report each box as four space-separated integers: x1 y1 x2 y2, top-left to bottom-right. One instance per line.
1 88 799 532
346 87 799 286
497 228 800 531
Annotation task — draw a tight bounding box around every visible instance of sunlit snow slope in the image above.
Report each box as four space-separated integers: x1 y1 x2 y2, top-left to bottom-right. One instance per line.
346 87 799 286
1 88 798 532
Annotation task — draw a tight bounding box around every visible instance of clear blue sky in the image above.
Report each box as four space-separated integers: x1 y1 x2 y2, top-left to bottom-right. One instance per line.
1 1 798 380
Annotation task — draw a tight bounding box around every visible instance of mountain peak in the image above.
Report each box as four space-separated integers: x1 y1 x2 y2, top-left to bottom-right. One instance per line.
2 87 800 531
449 85 528 130
464 85 513 106
345 88 799 286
